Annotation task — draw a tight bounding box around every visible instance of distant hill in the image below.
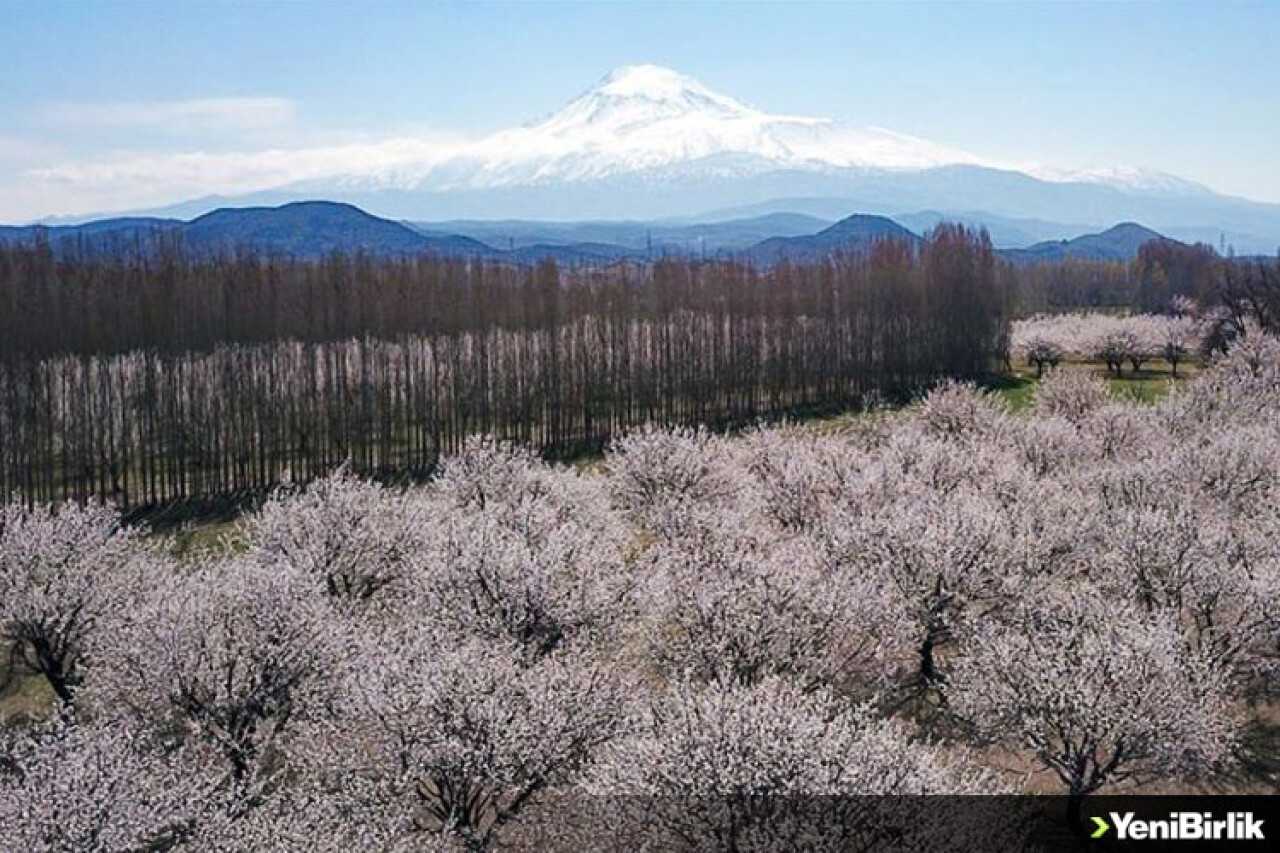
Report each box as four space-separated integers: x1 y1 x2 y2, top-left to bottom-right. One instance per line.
744 214 920 263
1001 222 1173 265
890 209 1091 249
0 203 1193 271
708 199 1078 248
2 203 833 265
508 242 638 265
410 211 832 255
0 202 500 260
0 216 181 251
182 202 497 258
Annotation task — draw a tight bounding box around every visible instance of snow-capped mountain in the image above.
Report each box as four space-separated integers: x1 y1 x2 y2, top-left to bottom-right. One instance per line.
1023 164 1213 197
320 64 987 192
314 64 1227 200
87 64 1280 252
461 65 985 184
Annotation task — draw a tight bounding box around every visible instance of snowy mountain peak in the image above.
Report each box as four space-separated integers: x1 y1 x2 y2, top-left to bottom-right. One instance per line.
1026 164 1213 197
527 64 767 137
596 64 738 104
313 64 1211 206
462 64 980 187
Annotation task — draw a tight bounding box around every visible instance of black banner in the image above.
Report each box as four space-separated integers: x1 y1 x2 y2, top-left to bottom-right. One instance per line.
505 794 1280 851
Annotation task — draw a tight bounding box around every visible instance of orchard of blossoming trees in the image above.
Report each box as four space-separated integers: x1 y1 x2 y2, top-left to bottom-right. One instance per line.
2 330 1278 851
1011 309 1207 377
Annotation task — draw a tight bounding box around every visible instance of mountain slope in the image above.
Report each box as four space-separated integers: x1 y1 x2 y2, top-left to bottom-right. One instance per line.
509 242 637 265
183 201 496 257
0 216 181 249
258 160 1279 252
317 65 985 194
3 202 1187 269
1 202 500 260
1003 222 1173 265
276 64 1269 250
410 211 832 254
744 214 920 263
890 209 1091 249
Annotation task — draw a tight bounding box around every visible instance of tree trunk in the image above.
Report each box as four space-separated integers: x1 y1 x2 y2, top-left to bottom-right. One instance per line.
1066 791 1087 841
920 630 939 684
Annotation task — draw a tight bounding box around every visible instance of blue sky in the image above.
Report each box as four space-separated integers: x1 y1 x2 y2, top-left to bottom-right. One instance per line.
1 1 1278 220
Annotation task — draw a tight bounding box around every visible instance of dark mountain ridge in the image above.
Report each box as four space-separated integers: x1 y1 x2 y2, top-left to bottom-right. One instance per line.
410 211 832 254
1002 222 1176 266
1 201 1178 267
1 202 500 260
743 214 921 264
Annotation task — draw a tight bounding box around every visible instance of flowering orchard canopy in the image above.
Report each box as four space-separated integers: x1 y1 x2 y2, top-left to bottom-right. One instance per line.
3 334 1280 850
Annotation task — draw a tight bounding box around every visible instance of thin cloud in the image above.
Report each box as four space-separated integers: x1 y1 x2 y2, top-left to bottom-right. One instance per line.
38 97 297 132
7 134 465 220
0 133 50 163
27 137 460 189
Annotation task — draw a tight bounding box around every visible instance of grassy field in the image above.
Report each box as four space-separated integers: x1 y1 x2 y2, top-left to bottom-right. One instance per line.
0 658 56 728
157 519 244 560
992 357 1198 412
808 357 1197 435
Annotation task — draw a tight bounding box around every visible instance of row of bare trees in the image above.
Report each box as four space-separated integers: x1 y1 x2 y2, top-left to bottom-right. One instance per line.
1006 240 1280 318
0 227 1008 508
1010 258 1134 313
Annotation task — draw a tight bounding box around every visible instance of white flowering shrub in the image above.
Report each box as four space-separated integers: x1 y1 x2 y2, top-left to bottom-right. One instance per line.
588 677 1010 851
1021 336 1063 377
0 713 219 852
413 442 635 657
0 502 138 706
638 522 910 691
432 435 550 512
90 557 342 782
1031 366 1111 422
411 500 633 656
594 677 1000 797
915 380 1009 441
246 465 425 602
181 784 438 853
327 632 631 852
606 424 742 539
1009 414 1090 476
739 425 867 532
1012 312 1209 375
857 486 1018 685
949 596 1239 804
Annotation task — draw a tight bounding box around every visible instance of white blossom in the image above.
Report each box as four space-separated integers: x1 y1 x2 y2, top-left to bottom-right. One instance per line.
245 465 425 602
0 502 139 707
0 713 218 852
949 596 1239 798
89 557 342 782
588 677 1010 851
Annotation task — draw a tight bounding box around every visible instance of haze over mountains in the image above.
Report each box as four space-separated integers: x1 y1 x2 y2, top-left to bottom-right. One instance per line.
36 64 1278 254
0 203 493 260
0 200 1182 266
